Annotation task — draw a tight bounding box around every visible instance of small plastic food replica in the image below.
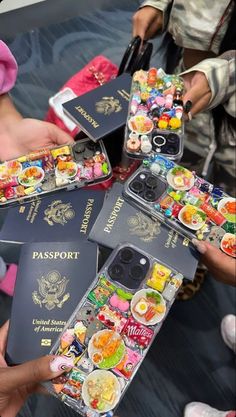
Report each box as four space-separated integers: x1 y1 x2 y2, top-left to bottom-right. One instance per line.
125 68 185 160
45 244 183 415
0 139 111 207
123 155 236 258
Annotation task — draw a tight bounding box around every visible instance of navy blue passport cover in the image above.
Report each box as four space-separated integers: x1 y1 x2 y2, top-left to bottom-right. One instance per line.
6 240 98 364
62 73 131 142
89 183 199 281
0 189 105 244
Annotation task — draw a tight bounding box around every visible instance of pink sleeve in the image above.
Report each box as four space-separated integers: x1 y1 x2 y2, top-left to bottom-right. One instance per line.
0 40 18 95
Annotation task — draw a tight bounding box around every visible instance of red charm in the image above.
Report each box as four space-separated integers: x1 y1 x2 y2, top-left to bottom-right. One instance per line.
122 317 154 349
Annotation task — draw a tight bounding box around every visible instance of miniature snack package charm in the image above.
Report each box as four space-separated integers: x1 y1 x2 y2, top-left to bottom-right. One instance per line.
123 155 236 258
0 139 112 207
45 244 183 415
124 68 185 160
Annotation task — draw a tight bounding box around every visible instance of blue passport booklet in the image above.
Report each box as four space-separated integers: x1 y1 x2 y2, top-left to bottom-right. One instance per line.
62 73 132 142
6 240 98 364
89 182 199 281
0 188 105 244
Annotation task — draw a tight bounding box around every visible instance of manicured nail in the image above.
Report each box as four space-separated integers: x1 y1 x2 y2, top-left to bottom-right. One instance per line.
192 238 207 254
184 100 192 113
50 356 74 373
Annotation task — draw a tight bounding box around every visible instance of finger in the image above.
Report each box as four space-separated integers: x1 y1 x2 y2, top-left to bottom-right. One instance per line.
46 123 75 145
0 355 74 393
186 92 211 116
0 321 9 355
132 22 147 40
192 239 236 285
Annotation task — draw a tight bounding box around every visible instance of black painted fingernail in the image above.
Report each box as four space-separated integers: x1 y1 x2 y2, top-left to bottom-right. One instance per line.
184 100 192 113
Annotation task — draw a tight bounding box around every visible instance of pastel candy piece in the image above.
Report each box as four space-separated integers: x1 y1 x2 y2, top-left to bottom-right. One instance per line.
94 162 103 177
155 96 165 106
165 94 173 109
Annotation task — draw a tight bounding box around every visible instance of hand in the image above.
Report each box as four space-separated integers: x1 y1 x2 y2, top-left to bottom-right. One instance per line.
0 321 74 417
132 6 163 40
182 71 212 117
0 118 74 161
192 239 236 286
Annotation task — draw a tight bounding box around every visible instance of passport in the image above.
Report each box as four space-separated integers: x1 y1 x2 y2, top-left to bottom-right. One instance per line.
89 183 199 281
6 240 98 364
62 73 132 142
0 189 105 244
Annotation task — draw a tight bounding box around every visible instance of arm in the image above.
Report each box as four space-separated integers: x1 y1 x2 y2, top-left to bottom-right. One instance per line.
132 0 172 40
181 50 236 117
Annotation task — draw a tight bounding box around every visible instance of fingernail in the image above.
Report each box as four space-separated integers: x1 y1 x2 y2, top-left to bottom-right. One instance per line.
50 356 74 373
192 238 207 254
184 100 192 113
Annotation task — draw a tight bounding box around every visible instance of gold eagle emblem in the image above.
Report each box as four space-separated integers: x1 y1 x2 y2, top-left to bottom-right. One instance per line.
127 212 161 242
44 200 75 226
95 96 122 115
32 270 70 310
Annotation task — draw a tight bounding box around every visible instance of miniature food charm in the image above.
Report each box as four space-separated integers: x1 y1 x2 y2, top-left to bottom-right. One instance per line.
131 289 166 325
82 370 121 413
88 329 126 369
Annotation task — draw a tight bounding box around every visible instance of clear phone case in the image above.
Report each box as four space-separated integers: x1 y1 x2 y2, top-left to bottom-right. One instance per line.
124 68 185 161
0 138 112 208
45 243 183 416
123 155 236 258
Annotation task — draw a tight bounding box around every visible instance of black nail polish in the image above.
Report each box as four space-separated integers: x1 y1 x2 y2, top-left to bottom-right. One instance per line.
184 100 192 113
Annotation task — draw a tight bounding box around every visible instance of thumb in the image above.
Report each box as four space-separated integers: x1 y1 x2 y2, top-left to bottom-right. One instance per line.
1 355 74 392
46 122 75 145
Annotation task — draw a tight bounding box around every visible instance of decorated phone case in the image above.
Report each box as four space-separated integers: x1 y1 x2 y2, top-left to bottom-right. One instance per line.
45 243 183 416
0 138 112 207
123 155 236 258
124 68 185 161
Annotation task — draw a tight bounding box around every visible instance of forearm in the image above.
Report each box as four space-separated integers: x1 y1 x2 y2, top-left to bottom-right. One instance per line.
0 94 22 126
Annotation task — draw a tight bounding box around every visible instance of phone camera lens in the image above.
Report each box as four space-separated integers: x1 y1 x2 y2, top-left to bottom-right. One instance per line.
119 248 134 264
129 264 144 281
167 133 179 144
73 143 86 154
143 189 157 202
166 146 178 155
108 263 124 280
145 175 158 189
86 141 99 151
130 179 144 194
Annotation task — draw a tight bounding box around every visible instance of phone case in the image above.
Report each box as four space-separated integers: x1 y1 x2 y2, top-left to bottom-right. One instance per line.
124 68 185 161
0 138 112 207
45 243 183 416
49 87 78 131
123 155 236 258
